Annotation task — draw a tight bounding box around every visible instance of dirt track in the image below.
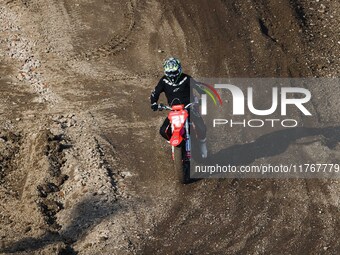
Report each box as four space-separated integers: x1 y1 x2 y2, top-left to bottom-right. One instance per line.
0 0 339 254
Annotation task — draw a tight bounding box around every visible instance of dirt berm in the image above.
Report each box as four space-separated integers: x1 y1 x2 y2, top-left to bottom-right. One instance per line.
0 0 339 254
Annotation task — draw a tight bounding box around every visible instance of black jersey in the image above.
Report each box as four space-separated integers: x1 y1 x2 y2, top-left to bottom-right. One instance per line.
150 73 204 106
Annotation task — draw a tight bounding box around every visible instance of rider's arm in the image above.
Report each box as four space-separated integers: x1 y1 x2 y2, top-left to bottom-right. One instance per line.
150 79 164 105
190 77 205 95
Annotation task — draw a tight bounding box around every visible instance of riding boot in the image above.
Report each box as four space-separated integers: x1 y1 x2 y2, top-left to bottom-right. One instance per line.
199 138 208 158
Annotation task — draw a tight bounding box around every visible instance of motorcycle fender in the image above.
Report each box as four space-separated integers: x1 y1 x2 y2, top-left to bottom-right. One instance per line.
170 133 183 147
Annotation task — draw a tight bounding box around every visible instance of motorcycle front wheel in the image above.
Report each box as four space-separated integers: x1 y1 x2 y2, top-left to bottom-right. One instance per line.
173 144 191 184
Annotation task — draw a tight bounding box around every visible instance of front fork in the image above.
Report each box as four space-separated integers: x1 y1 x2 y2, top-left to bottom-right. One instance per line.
171 119 191 161
185 119 191 159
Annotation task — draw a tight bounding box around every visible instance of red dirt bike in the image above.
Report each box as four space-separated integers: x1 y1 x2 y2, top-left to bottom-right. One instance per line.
158 102 197 184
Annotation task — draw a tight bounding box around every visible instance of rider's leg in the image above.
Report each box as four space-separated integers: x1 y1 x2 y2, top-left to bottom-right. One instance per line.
191 110 208 158
159 117 171 141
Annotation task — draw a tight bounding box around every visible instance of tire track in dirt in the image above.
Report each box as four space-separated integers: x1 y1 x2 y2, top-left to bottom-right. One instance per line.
87 0 137 59
57 0 137 60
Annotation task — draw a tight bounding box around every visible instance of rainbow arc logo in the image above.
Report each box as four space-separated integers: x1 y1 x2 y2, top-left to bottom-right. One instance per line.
199 83 223 106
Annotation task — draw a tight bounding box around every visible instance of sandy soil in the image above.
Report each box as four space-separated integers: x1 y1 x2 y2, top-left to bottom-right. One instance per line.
0 0 339 254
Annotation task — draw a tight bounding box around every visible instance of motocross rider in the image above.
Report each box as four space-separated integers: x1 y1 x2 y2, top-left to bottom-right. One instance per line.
150 57 207 158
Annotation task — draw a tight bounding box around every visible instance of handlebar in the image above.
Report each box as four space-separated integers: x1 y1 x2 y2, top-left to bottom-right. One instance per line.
158 104 172 111
184 102 196 109
158 102 197 111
